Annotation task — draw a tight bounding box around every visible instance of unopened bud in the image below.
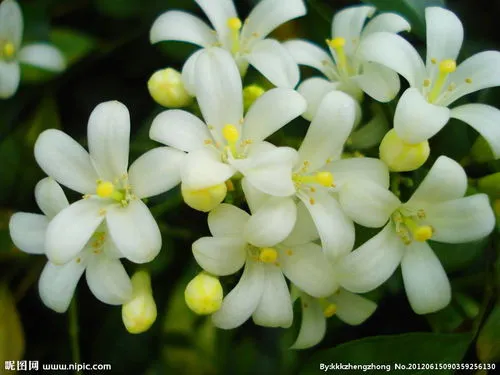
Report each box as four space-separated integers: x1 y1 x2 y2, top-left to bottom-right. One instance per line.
243 85 265 111
181 183 227 212
184 272 223 315
379 129 430 172
148 68 193 108
122 271 157 334
478 173 500 199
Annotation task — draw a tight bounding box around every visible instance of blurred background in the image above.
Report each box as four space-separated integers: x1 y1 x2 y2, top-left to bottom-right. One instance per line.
1 0 499 374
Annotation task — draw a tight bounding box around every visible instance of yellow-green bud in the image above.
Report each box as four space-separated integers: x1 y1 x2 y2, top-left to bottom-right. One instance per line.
181 183 227 212
148 68 193 108
243 85 265 111
184 272 223 315
477 173 500 199
379 129 430 172
122 271 157 334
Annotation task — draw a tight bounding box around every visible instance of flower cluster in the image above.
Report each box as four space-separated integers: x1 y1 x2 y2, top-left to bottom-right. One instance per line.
8 0 499 348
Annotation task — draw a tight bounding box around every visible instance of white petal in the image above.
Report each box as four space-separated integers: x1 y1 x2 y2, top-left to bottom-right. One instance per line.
208 203 250 236
194 0 237 50
280 243 338 298
149 10 216 46
408 156 467 205
358 32 426 88
298 90 356 171
332 6 375 55
9 213 48 254
87 101 130 181
212 260 265 329
326 157 390 189
241 0 306 42
35 177 69 218
297 77 337 121
194 48 243 140
18 44 65 72
338 179 400 228
128 147 184 199
244 197 296 247
241 177 270 214
231 144 297 196
282 201 319 246
425 7 463 69
361 13 411 37
338 225 404 293
192 236 247 276
46 199 106 265
106 200 161 264
34 129 98 194
252 265 293 328
85 256 132 305
181 147 235 189
451 104 500 158
242 87 306 142
354 62 400 102
181 49 203 95
149 109 211 152
247 39 300 88
425 194 495 243
39 260 85 313
394 88 451 143
401 241 451 314
441 51 500 106
328 289 377 325
300 191 355 261
284 39 334 77
0 0 23 48
290 295 325 349
0 60 20 99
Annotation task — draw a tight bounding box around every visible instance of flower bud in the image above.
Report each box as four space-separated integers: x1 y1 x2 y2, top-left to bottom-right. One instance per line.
181 183 227 212
379 129 430 172
184 272 223 315
243 84 265 111
478 173 500 199
122 271 157 334
148 68 193 108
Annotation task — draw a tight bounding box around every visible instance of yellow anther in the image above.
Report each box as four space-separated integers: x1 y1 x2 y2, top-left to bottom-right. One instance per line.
431 58 437 64
222 124 239 143
323 303 337 318
465 78 473 84
286 249 293 256
327 37 346 49
227 17 242 30
122 271 157 334
309 198 315 205
423 79 431 87
259 248 278 264
315 172 334 187
96 181 114 198
184 272 223 315
3 42 15 58
439 59 456 73
413 225 433 242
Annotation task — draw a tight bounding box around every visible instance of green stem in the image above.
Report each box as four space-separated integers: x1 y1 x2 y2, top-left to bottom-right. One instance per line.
69 298 82 374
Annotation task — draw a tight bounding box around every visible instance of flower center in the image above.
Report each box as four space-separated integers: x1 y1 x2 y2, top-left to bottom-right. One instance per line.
0 40 15 61
326 37 349 75
227 17 242 54
318 298 337 318
392 209 433 245
95 178 133 207
258 247 279 263
293 171 335 188
427 59 457 103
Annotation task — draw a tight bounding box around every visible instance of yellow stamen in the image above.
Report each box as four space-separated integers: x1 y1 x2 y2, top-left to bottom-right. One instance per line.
259 247 278 263
327 37 348 74
423 79 431 87
428 59 456 103
323 303 337 318
465 78 472 84
413 225 433 242
227 17 242 54
315 172 335 187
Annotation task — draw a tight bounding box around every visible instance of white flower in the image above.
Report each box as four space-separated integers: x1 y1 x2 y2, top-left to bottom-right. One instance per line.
191 200 338 329
242 90 394 260
9 178 132 313
34 101 185 265
0 0 65 98
291 288 377 350
284 5 410 119
337 156 496 314
150 0 305 89
150 48 306 210
358 7 500 157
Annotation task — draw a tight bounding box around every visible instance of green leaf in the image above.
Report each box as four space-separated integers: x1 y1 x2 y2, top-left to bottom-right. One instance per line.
362 0 446 39
477 304 500 362
0 138 21 204
50 28 96 65
300 332 472 375
430 238 488 273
